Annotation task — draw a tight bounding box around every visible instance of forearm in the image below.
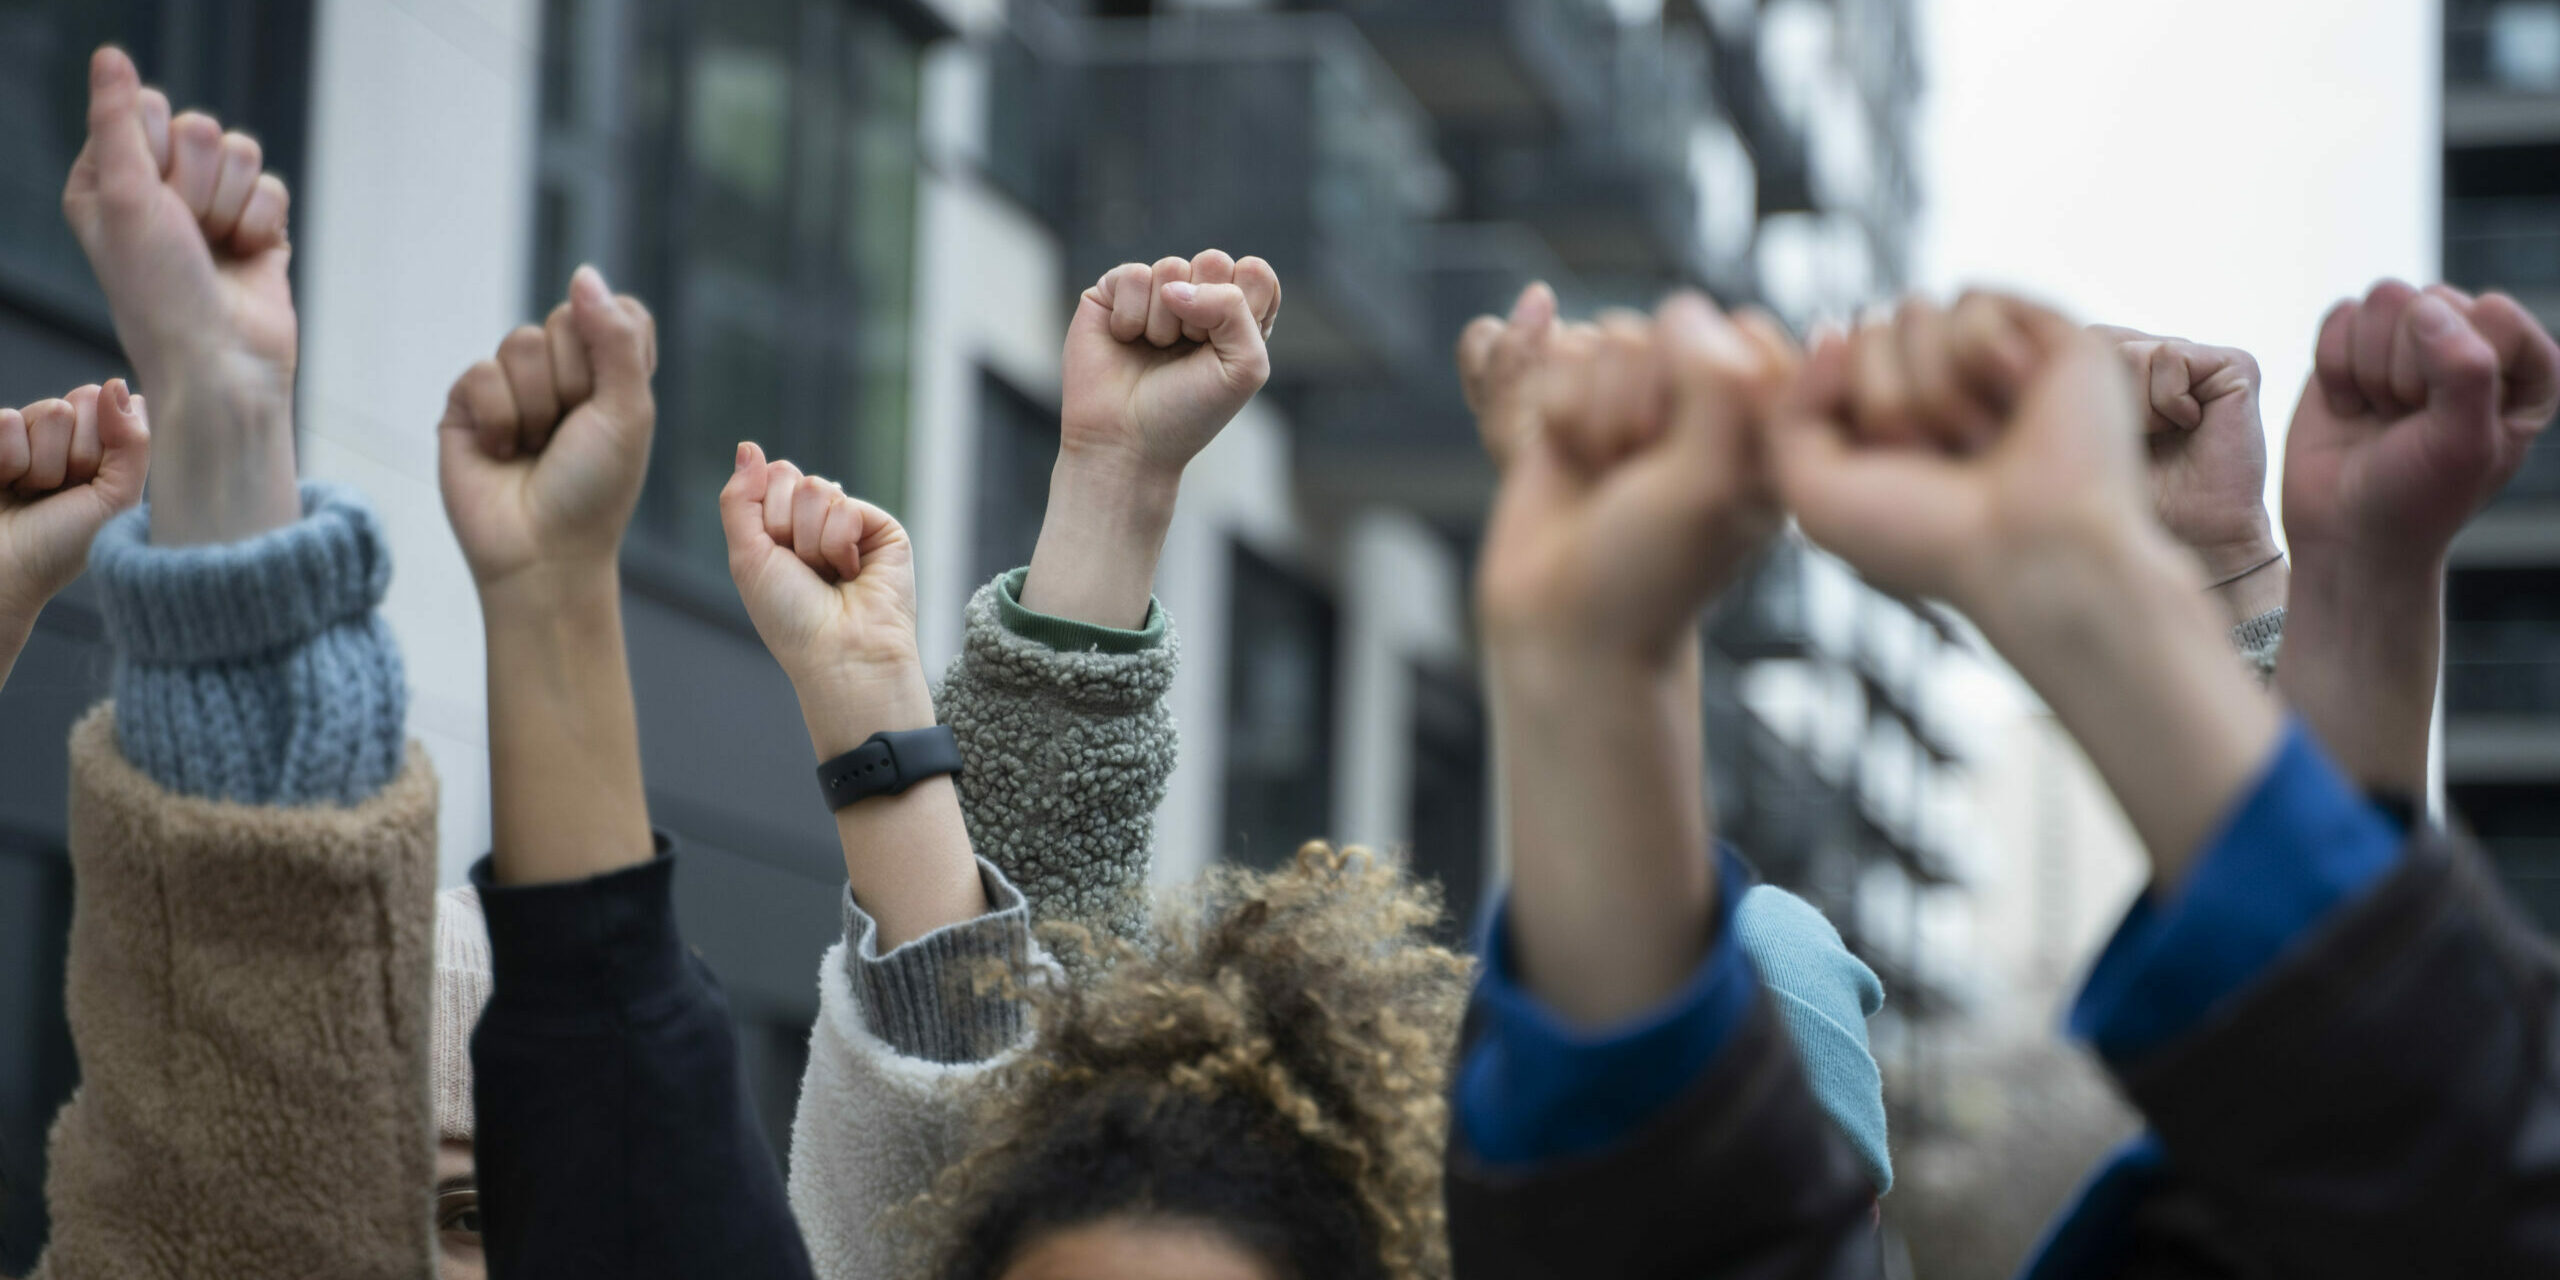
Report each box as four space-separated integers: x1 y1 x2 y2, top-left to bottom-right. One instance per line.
1019 451 1179 630
1490 644 1716 1028
2276 552 2441 796
145 375 301 547
1985 533 2286 885
800 668 989 951
481 567 656 886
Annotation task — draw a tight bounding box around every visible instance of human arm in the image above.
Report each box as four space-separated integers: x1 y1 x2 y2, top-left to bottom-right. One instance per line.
1021 250 1278 627
2276 283 2560 795
1442 289 1883 1277
62 46 298 547
1769 296 2285 883
440 265 658 886
0 382 150 689
719 442 985 947
439 270 810 1279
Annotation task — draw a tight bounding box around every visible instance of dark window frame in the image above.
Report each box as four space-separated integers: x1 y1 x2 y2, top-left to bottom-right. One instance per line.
531 0 932 625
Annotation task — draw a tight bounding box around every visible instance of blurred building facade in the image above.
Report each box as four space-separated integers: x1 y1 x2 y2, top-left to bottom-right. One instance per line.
0 0 1946 1261
2444 0 2560 930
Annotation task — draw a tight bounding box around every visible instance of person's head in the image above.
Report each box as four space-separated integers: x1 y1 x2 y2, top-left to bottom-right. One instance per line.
920 844 1471 1280
432 886 493 1280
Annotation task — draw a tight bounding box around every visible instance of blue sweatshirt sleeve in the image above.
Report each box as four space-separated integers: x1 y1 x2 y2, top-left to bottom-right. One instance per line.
1457 844 1762 1168
2070 720 2404 1063
469 845 815 1280
87 482 407 805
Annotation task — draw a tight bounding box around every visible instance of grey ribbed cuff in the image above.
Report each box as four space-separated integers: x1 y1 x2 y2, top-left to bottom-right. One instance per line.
93 482 393 664
841 857 1037 1065
93 482 408 806
2234 607 2286 686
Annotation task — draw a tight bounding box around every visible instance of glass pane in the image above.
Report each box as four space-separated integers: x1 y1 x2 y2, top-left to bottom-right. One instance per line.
1222 544 1338 870
0 1 152 328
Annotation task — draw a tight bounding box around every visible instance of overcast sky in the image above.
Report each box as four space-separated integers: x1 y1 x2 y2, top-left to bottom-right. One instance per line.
1915 0 2440 521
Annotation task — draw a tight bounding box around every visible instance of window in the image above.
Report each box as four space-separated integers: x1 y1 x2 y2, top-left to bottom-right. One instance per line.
2451 782 2560 932
1406 659 1486 946
0 0 313 391
1221 544 1338 871
535 0 923 580
973 370 1056 588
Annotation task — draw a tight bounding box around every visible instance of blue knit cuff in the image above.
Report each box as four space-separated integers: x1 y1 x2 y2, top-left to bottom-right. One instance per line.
93 482 409 806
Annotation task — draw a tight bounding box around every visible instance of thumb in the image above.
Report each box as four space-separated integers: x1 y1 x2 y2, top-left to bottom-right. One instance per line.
719 442 777 570
89 380 150 513
79 47 161 208
1160 281 1271 391
1657 291 1767 457
2407 293 2503 474
568 265 655 421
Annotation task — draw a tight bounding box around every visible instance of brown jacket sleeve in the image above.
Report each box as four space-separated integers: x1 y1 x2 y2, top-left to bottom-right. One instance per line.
23 706 439 1280
1444 996 1885 1280
2103 826 2560 1278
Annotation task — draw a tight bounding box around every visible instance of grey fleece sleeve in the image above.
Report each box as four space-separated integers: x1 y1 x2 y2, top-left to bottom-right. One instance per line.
931 567 1178 948
2234 606 2284 686
87 481 407 806
840 857 1037 1064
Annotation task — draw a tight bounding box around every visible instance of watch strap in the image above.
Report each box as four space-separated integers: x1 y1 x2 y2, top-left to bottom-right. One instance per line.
816 726 964 811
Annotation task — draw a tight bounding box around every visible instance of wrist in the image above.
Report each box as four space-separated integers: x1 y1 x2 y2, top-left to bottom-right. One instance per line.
1489 637 1691 724
796 661 936 759
477 558 623 628
145 379 302 546
2199 536 2289 628
1019 452 1181 629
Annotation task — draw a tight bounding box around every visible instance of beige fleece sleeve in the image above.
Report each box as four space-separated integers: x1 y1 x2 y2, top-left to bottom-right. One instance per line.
25 705 439 1280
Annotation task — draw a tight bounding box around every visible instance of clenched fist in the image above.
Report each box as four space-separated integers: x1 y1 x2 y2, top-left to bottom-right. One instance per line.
721 445 930 756
1767 294 2152 623
438 265 658 591
1469 288 1796 667
0 381 151 625
2091 327 2276 574
2284 282 2559 570
1061 250 1280 478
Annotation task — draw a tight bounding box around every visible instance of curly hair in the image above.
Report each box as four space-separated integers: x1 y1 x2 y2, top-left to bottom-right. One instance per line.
915 843 1473 1280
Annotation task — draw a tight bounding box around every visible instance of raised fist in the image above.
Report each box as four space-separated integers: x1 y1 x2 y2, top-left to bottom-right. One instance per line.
0 381 151 622
1767 293 2152 621
1060 250 1280 480
62 47 295 424
1470 288 1796 666
2283 281 2560 570
438 266 658 590
2091 325 2276 578
720 445 927 753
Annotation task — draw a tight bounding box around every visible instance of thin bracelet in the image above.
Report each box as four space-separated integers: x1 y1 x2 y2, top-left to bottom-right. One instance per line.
2206 550 2286 591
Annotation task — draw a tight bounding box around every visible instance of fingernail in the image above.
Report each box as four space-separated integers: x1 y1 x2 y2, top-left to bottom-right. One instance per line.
2412 294 2458 338
735 442 752 473
108 378 129 411
1164 281 1198 304
572 263 611 304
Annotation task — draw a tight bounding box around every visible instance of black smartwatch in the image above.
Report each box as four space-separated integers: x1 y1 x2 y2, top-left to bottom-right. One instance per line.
816 726 964 811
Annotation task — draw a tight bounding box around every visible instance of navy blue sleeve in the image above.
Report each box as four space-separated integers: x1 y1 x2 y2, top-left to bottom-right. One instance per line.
2069 720 2403 1063
1457 844 1761 1167
469 845 815 1280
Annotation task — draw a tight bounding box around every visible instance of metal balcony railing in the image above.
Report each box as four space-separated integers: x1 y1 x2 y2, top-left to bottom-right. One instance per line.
1315 0 1618 133
1473 24 1713 278
2447 197 2560 297
1058 14 1450 382
1293 223 1581 518
2448 618 2560 717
